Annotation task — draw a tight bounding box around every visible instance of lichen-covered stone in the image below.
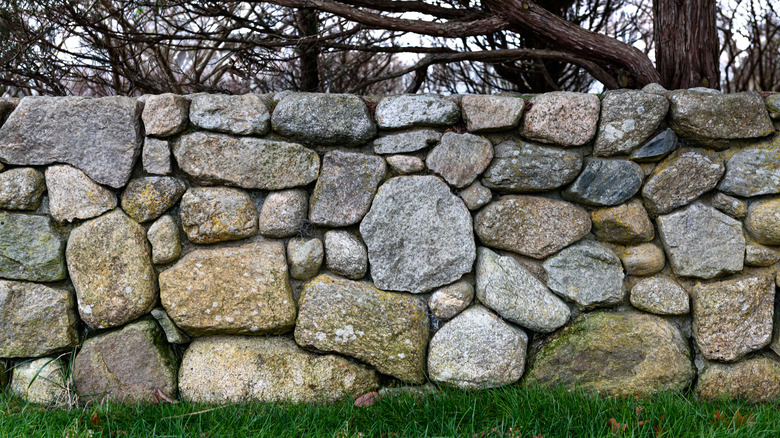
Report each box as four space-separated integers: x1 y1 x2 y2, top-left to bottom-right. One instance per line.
543 240 624 310
160 242 296 336
590 200 654 244
428 306 527 389
521 91 600 147
258 189 308 238
180 187 258 244
480 140 582 192
44 165 117 223
0 168 44 210
0 212 66 282
142 137 172 175
630 276 689 315
386 155 424 174
0 280 78 358
476 247 569 332
767 94 780 118
11 358 67 405
142 93 189 137
190 94 270 135
324 230 367 280
475 196 590 259
692 274 774 362
428 280 474 320
745 244 780 267
74 319 178 403
629 128 678 162
459 182 492 210
563 159 644 206
657 202 745 279
179 336 379 403
151 308 190 344
0 96 143 188
147 215 181 264
294 274 429 384
525 311 695 397
121 177 186 223
696 356 780 402
309 150 386 227
360 176 475 293
719 134 780 196
287 238 323 281
426 132 493 188
745 198 780 245
620 243 665 276
375 95 460 129
272 93 375 146
173 132 320 189
709 192 747 218
641 150 724 215
462 95 524 132
593 90 669 156
67 210 156 329
372 129 442 154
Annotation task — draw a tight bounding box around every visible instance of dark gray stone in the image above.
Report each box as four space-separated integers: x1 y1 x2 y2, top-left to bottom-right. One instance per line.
271 93 375 146
562 159 644 206
630 128 678 162
480 140 582 192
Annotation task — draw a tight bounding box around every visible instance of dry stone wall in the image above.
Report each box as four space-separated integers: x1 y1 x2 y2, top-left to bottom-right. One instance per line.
1 88 780 405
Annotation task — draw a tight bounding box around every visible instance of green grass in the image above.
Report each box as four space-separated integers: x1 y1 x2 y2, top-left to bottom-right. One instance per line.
1 385 779 437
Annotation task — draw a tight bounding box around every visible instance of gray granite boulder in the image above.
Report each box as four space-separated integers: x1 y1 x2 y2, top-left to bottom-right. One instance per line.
142 93 189 137
593 90 668 156
121 177 186 223
142 138 172 175
461 95 524 132
719 135 780 197
0 168 44 210
373 129 442 154
642 150 724 214
480 140 582 192
309 150 386 227
172 132 320 189
11 358 68 405
375 95 460 129
475 196 590 259
428 306 527 389
44 165 117 223
324 230 367 280
426 132 493 188
745 198 780 245
258 189 308 238
272 93 375 146
180 187 258 244
476 247 570 332
428 280 474 320
0 212 66 282
0 96 143 188
190 94 270 135
147 215 181 264
287 238 324 281
295 274 429 383
360 176 475 293
630 276 689 315
543 240 625 310
459 182 492 210
521 91 600 147
562 159 644 206
629 128 678 162
657 202 745 279
590 199 654 244
697 356 780 402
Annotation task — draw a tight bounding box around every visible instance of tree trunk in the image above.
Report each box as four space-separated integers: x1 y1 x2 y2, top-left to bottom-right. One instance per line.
654 0 720 90
295 8 321 92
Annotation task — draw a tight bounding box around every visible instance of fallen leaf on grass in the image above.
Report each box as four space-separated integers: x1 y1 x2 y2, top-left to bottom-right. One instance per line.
608 418 627 435
635 405 644 419
354 391 380 407
654 414 665 437
733 410 752 428
89 412 101 429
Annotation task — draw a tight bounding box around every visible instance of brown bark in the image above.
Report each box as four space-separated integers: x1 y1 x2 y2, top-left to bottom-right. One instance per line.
654 0 720 89
296 8 321 92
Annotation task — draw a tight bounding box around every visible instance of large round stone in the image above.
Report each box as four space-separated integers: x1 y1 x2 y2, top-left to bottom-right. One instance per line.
359 176 475 293
745 197 780 245
179 187 258 244
271 93 376 146
480 140 582 192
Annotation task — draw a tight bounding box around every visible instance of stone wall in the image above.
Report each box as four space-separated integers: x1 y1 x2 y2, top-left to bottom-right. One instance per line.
1 88 780 405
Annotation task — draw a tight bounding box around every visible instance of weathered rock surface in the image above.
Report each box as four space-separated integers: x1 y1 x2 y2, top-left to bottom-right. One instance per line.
190 94 270 135
180 187 258 244
696 356 780 402
710 192 747 218
657 202 745 279
121 177 186 223
480 140 582 192
426 132 493 188
525 311 695 397
272 93 375 146
160 242 296 336
373 129 442 154
428 306 527 389
768 94 780 118
147 215 181 264
630 276 689 315
459 182 492 210
477 247 570 332
74 319 178 403
692 274 774 362
0 280 78 358
563 159 644 206
594 90 669 156
142 93 189 137
151 308 190 344
258 189 308 238
375 95 460 129
475 196 590 259
428 280 474 320
386 155 424 174
45 165 117 222
0 168 44 210
629 128 678 162
11 358 67 405
745 244 780 267
0 96 143 188
462 95 524 132
142 138 172 175
179 336 379 403
0 212 66 282
745 198 780 245
172 132 320 189
360 176 475 293
642 150 724 214
324 230 367 280
287 238 324 281
295 274 429 383
521 91 600 147
620 243 666 276
309 150 386 227
67 210 156 329
719 135 780 196
590 199 654 244
667 90 774 147
543 240 624 310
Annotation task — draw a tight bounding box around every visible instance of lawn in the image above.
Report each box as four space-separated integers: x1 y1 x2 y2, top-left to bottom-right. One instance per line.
1 385 778 437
